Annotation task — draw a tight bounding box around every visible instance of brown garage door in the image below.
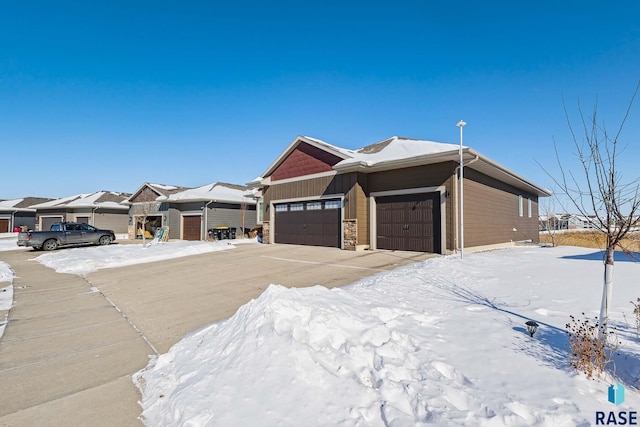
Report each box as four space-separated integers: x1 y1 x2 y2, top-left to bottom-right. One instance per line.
274 200 341 248
0 219 9 233
376 192 440 253
182 215 202 241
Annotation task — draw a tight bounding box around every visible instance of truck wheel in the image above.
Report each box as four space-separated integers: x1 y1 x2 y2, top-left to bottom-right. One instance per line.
42 239 58 251
98 235 112 246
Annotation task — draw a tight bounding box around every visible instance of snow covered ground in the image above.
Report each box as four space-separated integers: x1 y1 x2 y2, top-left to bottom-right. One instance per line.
134 246 640 426
2 239 640 425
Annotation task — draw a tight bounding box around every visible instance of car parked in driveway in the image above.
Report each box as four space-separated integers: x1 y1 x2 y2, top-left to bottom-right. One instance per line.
17 222 116 251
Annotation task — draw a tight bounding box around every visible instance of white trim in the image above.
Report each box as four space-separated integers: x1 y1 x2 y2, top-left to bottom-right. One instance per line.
180 212 203 240
269 194 345 250
261 170 337 186
369 186 446 253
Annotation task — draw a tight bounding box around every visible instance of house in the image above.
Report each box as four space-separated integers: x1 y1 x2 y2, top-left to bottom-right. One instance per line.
125 182 257 241
249 135 551 253
0 197 52 232
28 191 131 232
539 213 598 231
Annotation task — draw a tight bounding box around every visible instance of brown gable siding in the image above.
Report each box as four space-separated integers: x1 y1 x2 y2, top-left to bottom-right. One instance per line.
270 143 343 181
463 168 539 247
131 187 162 203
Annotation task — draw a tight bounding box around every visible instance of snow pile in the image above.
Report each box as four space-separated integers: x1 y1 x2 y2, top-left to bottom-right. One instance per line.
34 240 244 275
135 246 640 426
0 261 14 285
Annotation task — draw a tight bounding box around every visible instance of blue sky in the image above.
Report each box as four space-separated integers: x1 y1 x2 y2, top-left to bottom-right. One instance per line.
1 1 639 201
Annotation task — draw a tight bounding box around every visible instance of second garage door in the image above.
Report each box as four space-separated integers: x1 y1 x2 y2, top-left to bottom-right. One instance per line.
274 200 341 248
182 215 202 241
376 192 441 253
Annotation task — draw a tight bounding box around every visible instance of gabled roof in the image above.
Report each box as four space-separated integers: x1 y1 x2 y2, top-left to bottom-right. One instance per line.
256 135 552 197
29 191 131 210
167 182 255 204
125 182 191 203
0 197 54 212
258 135 356 180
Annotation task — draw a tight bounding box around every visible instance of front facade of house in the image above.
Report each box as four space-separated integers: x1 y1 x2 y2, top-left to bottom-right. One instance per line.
252 136 551 253
0 197 52 232
28 192 131 232
126 182 257 241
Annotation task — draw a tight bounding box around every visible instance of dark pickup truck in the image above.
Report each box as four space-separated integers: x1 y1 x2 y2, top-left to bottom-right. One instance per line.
17 222 116 251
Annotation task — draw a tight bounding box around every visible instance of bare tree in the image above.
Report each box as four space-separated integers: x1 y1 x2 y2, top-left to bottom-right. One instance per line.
543 82 640 340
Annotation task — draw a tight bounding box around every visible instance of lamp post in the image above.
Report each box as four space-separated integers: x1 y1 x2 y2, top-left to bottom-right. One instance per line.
456 120 466 259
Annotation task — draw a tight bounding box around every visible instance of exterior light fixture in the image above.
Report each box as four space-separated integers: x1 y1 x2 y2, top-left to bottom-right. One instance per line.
525 320 539 337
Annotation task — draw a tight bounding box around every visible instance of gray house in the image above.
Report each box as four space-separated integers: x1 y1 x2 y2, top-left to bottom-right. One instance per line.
0 197 52 232
28 191 131 232
125 182 257 240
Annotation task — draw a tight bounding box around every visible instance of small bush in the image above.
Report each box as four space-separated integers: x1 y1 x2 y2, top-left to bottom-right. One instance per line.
566 313 616 379
631 298 640 338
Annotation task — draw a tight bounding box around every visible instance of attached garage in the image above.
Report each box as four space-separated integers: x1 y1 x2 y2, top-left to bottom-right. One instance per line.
274 199 341 248
375 192 441 253
41 216 63 231
182 215 202 241
0 218 9 233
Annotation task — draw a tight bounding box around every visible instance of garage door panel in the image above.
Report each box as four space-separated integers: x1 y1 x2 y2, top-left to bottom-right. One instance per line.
183 216 201 241
275 200 340 248
376 193 440 253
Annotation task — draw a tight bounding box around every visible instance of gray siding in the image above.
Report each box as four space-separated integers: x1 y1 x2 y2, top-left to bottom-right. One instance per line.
167 207 182 239
206 203 257 235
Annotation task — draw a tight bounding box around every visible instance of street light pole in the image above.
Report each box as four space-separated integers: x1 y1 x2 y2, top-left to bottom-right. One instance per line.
456 120 466 259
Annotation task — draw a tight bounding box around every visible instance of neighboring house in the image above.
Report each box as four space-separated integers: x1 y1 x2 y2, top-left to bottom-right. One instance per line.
249 135 551 253
28 191 131 232
539 213 598 231
0 197 53 232
125 182 256 241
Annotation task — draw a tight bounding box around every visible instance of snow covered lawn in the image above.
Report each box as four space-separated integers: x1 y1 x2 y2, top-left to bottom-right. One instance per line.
134 245 640 426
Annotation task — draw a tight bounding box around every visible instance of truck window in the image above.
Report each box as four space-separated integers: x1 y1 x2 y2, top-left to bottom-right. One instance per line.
51 224 62 231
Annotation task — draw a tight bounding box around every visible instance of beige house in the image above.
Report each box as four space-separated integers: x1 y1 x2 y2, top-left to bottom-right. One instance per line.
28 191 131 232
250 135 551 253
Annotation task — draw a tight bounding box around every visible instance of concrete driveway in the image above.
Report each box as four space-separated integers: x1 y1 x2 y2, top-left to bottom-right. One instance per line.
0 243 436 426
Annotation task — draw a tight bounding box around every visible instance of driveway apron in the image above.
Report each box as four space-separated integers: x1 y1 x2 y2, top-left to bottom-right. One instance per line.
0 250 150 426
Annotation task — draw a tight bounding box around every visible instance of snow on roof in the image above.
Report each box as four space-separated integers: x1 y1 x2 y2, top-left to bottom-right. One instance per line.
29 191 129 210
168 183 255 204
302 135 356 158
337 136 460 168
0 198 25 209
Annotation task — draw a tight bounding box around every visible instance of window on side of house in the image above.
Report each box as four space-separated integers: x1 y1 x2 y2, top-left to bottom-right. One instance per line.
527 198 532 218
518 195 523 217
256 198 264 224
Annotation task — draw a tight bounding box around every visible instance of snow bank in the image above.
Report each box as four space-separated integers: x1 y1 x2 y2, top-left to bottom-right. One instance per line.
35 240 239 275
135 246 640 426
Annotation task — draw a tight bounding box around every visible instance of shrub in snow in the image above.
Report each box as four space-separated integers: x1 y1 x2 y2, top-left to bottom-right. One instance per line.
566 313 618 379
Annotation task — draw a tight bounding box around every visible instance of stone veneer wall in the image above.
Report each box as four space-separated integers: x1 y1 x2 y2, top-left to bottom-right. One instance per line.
343 219 357 250
262 221 271 244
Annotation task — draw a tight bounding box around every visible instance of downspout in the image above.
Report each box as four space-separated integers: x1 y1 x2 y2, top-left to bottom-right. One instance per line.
92 207 98 225
11 210 18 232
204 200 214 241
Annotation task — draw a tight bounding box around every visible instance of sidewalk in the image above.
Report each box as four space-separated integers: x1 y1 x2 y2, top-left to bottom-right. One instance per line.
0 251 150 426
